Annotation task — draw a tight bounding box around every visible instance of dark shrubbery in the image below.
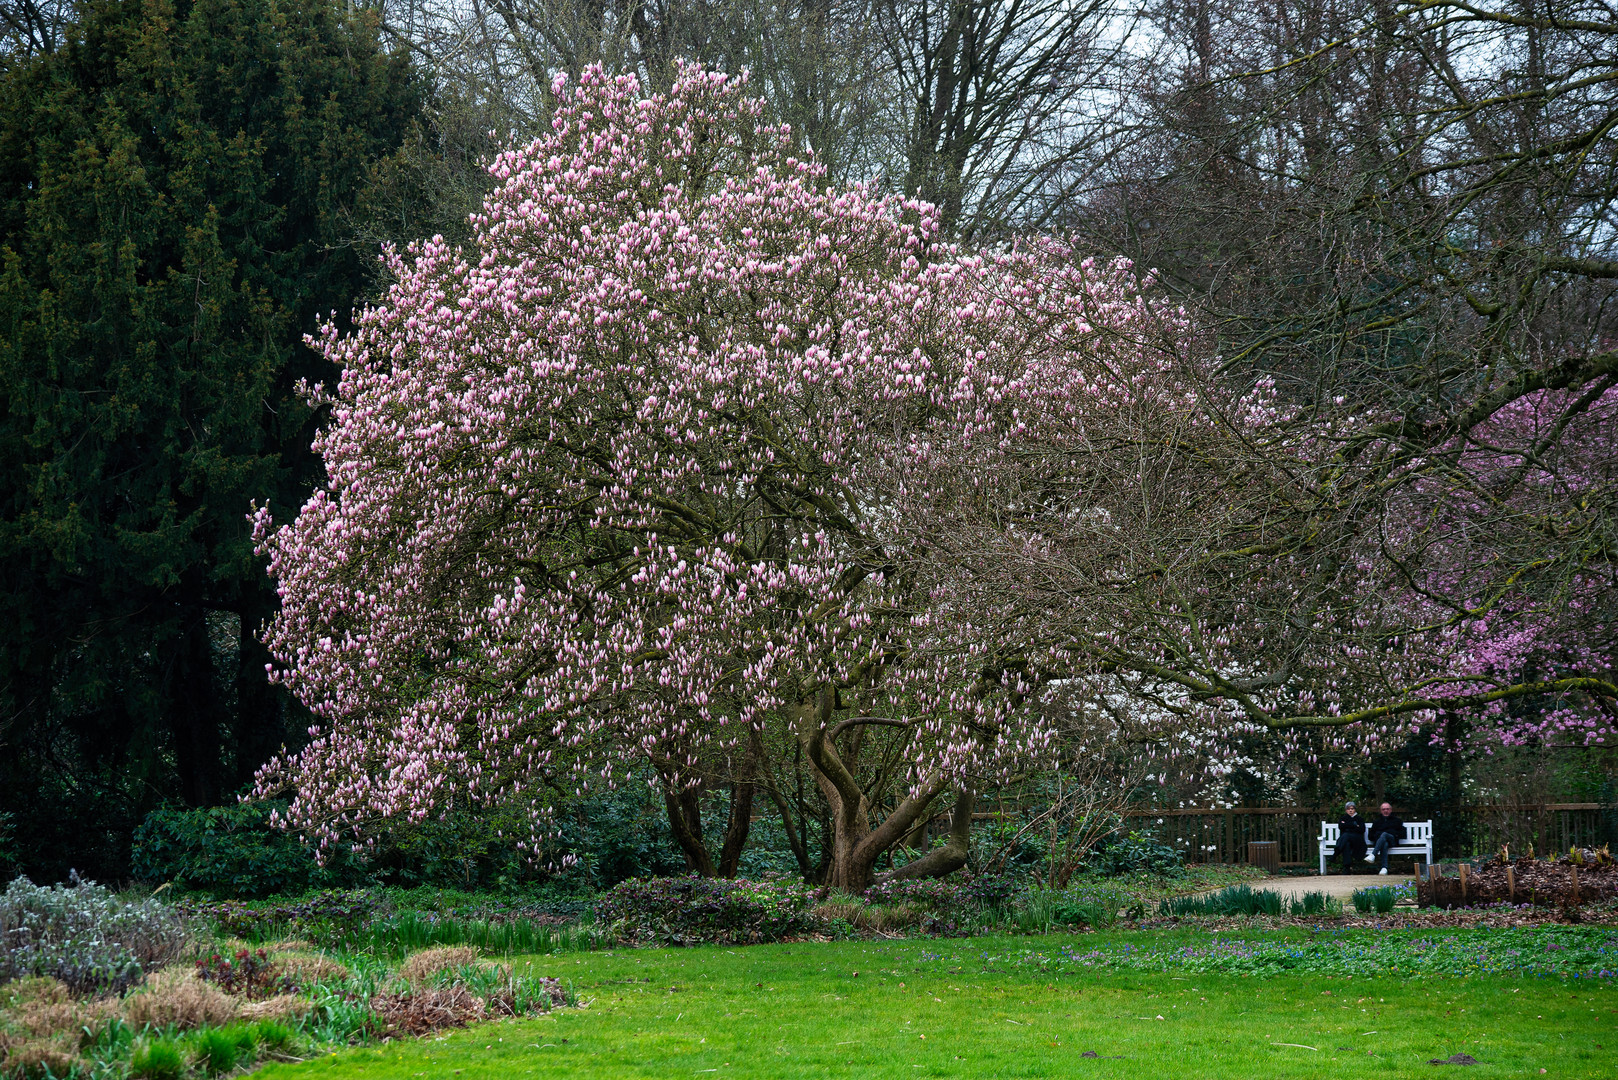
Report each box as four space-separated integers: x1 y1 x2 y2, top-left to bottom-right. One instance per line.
177 889 379 942
595 877 822 944
133 789 692 898
1091 832 1185 877
0 876 186 993
132 804 370 899
591 873 1040 945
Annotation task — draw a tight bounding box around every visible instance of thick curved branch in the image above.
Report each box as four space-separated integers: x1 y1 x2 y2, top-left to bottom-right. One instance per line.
1266 677 1618 729
827 716 912 742
880 789 975 881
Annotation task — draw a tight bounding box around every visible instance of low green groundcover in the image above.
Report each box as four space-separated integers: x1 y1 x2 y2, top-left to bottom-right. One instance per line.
258 929 1614 1079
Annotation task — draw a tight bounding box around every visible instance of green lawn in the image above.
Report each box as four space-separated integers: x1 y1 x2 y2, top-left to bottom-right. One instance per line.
255 930 1614 1080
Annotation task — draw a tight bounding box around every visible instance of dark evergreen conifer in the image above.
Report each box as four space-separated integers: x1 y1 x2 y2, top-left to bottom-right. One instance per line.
0 0 420 878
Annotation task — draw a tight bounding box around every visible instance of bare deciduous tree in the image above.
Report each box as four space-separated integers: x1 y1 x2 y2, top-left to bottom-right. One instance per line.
0 0 71 62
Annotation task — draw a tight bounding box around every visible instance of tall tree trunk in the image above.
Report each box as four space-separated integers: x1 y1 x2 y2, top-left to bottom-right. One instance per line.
662 782 718 877
717 737 760 878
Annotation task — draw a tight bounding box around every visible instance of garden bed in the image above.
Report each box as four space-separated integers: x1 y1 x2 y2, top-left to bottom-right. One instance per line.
0 879 578 1080
1417 848 1618 909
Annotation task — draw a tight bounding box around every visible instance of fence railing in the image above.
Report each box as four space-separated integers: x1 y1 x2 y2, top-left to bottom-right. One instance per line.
1120 804 1610 864
1462 804 1609 857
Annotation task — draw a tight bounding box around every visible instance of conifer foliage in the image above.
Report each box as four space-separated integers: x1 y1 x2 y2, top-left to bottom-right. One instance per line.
0 0 421 878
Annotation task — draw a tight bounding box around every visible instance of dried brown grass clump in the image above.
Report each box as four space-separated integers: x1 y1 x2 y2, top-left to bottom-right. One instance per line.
272 950 348 984
811 900 924 932
0 1037 78 1079
863 902 926 932
122 968 237 1030
397 946 480 985
812 900 864 924
236 994 313 1023
7 994 120 1051
370 987 486 1036
13 1003 79 1040
262 939 314 953
0 979 70 1010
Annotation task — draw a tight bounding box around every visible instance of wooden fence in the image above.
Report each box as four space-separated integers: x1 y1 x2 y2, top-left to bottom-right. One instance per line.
1120 804 1610 865
1462 804 1609 857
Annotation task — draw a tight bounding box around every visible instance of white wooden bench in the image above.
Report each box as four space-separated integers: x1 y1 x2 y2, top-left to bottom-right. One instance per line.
1318 819 1433 874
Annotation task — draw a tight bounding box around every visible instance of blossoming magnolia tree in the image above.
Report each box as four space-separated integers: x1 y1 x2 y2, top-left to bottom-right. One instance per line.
251 65 1228 888
256 65 1611 885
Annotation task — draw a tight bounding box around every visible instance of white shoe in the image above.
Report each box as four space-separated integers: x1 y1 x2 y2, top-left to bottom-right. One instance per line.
1364 853 1375 863
1378 868 1388 875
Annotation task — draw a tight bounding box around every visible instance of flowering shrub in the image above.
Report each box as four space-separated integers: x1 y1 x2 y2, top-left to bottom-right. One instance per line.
858 879 967 911
0 876 186 993
959 874 1020 911
594 877 823 944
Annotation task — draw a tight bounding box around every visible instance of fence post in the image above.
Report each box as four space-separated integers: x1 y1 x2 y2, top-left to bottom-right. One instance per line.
1224 811 1233 865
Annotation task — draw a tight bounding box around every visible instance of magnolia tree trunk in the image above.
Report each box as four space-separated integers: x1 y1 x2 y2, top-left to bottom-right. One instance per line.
795 686 975 892
656 737 759 878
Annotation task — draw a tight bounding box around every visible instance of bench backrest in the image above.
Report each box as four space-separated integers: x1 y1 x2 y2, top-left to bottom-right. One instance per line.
1319 819 1433 843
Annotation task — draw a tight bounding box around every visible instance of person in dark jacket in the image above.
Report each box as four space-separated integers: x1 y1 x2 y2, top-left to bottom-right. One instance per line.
1331 802 1368 872
1365 802 1405 874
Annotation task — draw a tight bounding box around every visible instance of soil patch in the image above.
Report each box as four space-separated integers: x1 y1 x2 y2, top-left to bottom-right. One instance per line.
1417 848 1617 910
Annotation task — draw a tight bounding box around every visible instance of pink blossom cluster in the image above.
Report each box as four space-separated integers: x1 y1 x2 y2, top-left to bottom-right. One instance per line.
251 66 1210 852
1391 385 1618 749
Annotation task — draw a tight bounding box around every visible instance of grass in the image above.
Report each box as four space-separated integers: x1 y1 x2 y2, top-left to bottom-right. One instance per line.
253 929 1614 1080
129 1037 186 1080
1352 886 1399 914
354 912 612 957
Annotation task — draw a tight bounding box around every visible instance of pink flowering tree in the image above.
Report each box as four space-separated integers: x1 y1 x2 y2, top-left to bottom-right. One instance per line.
251 65 1216 888
255 65 1611 885
1373 386 1618 753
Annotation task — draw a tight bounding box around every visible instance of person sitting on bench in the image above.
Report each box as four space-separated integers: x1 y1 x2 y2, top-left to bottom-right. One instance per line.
1364 802 1405 875
1331 802 1368 872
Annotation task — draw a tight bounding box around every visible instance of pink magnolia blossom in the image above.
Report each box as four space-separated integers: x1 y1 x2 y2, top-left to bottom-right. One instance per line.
251 66 1204 879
